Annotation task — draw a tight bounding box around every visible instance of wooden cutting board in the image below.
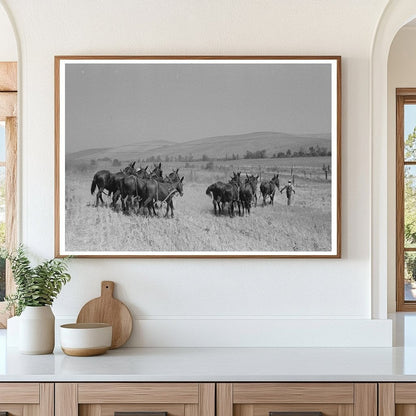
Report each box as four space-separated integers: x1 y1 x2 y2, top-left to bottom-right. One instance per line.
76 281 133 349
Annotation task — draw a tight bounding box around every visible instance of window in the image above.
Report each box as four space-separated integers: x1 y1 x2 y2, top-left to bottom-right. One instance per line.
0 62 17 326
396 89 416 310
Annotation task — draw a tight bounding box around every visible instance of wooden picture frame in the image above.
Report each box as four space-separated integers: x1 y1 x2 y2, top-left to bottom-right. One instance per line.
55 56 341 258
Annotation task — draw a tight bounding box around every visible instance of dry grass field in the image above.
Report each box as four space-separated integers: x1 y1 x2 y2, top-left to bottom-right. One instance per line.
64 157 332 253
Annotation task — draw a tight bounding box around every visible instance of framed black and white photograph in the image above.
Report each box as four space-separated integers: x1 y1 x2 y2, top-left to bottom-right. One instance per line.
55 56 341 258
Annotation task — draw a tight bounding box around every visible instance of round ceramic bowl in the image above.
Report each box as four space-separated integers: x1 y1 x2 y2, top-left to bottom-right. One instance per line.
60 323 112 357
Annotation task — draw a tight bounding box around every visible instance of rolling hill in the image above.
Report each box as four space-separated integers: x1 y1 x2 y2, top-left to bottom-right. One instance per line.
66 131 331 162
66 140 174 161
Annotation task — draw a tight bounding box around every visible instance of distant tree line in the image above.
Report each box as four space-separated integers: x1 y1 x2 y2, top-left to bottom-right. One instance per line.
90 158 121 167
88 145 330 167
244 150 267 159
139 145 330 163
241 145 330 159
272 145 331 159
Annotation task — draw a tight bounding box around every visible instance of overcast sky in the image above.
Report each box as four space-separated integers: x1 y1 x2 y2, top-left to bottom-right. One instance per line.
65 62 332 154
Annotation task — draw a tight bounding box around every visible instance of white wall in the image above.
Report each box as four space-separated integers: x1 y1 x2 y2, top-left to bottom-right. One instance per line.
0 0 393 347
0 3 16 61
387 26 416 312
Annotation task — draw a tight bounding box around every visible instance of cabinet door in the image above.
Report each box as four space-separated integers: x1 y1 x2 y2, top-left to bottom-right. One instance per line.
379 383 416 416
55 383 215 416
217 383 377 416
0 383 53 416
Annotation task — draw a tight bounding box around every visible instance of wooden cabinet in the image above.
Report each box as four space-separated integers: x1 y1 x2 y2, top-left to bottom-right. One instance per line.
217 383 377 416
55 383 215 416
379 383 416 416
0 380 410 416
0 383 53 416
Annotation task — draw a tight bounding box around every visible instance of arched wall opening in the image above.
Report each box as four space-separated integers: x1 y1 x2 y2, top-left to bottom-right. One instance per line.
387 19 416 313
372 1 416 319
0 0 398 346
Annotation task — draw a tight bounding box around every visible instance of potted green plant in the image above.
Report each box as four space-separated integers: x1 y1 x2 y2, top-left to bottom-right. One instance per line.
4 246 71 354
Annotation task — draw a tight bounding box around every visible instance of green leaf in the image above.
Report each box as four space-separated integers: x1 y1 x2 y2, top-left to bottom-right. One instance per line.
5 245 71 315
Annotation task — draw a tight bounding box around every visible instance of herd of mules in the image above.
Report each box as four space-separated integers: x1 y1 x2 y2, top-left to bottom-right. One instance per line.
90 162 184 218
206 172 281 217
90 161 282 219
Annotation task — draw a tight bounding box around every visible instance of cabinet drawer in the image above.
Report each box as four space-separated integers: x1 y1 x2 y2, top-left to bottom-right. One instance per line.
56 383 215 416
78 383 200 404
0 383 39 404
218 383 376 416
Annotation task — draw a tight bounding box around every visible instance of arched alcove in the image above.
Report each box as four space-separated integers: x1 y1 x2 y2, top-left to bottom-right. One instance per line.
371 1 416 319
387 21 416 314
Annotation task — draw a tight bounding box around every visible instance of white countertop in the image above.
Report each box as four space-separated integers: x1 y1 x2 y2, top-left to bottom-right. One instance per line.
2 346 416 382
2 313 416 382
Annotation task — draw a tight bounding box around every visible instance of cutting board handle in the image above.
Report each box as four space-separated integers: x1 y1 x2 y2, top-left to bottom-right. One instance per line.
101 281 115 298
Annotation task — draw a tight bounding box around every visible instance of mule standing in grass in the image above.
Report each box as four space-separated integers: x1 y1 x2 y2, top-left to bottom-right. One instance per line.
91 165 132 207
114 163 153 213
245 174 259 208
118 175 140 213
117 174 151 215
109 162 138 210
240 175 257 215
206 181 227 215
206 172 241 217
142 177 184 218
260 174 280 206
90 170 111 206
222 172 241 217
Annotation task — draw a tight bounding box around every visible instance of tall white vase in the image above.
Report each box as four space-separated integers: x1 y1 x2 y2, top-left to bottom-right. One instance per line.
19 306 55 354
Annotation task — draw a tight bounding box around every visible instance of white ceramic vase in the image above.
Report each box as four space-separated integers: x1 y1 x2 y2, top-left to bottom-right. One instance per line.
19 306 55 354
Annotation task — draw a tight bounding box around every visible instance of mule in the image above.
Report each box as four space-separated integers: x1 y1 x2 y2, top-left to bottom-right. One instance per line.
206 181 227 215
142 177 184 218
260 174 280 206
109 164 141 210
90 170 111 206
91 169 128 207
124 163 150 180
166 168 180 183
137 166 150 179
240 181 253 215
122 161 138 177
115 176 150 215
246 174 259 207
111 162 144 209
219 173 241 217
118 175 140 213
150 162 163 181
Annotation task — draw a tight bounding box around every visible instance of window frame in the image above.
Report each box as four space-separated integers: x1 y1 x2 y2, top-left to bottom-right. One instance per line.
0 62 17 327
396 88 416 311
